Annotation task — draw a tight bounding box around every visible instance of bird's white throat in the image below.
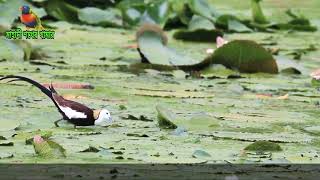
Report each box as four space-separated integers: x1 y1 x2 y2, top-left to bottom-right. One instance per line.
94 109 112 126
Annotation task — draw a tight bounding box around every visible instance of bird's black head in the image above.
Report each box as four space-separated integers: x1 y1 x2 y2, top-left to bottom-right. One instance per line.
20 5 30 14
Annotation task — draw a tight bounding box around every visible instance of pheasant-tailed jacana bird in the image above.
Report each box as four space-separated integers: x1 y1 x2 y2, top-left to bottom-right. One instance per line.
20 5 44 30
0 75 113 128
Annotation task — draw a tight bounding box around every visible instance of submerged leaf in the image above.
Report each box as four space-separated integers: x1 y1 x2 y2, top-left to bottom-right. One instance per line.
209 40 278 73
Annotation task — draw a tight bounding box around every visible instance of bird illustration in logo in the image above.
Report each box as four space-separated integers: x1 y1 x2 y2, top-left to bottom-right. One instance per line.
19 5 44 30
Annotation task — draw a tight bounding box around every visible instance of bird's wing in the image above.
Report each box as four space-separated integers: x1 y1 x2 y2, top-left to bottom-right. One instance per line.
30 10 43 29
53 94 93 120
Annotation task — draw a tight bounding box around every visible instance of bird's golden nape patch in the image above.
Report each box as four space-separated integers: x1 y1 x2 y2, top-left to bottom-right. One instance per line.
93 110 101 120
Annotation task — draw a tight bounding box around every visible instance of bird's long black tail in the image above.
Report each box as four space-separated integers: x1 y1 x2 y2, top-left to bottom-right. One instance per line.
0 75 53 100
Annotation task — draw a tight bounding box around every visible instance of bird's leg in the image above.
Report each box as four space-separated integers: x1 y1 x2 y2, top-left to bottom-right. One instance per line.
73 125 77 129
54 119 63 127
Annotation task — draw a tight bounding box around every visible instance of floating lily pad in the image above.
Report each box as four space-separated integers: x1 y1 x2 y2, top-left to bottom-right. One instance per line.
156 105 178 129
169 0 192 25
80 146 100 153
173 15 223 42
0 37 25 61
43 0 79 23
117 0 145 26
137 24 195 65
274 9 317 32
175 115 220 131
209 40 278 73
140 0 171 27
0 152 13 159
188 0 216 21
228 19 253 33
137 24 210 69
211 131 312 143
133 89 214 98
277 56 305 74
78 7 122 27
215 15 252 32
303 126 320 136
13 40 32 61
0 119 20 132
244 141 282 152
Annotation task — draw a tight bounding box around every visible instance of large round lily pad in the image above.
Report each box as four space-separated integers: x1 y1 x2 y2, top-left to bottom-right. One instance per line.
209 40 278 73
